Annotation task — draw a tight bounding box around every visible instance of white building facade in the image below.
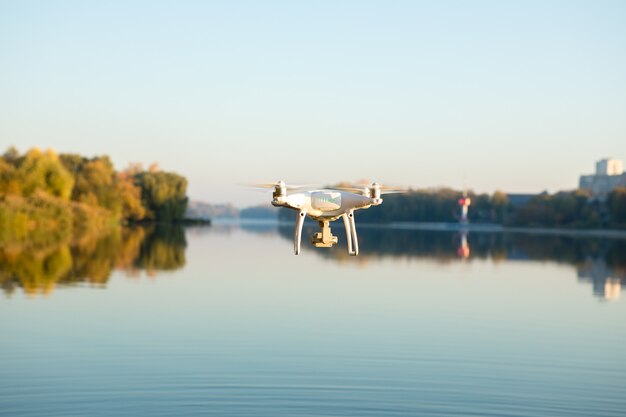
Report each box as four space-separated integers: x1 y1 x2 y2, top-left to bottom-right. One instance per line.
579 158 626 200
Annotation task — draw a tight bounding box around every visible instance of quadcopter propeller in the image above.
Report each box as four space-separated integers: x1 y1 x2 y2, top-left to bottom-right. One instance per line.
372 183 409 194
377 187 409 195
332 182 408 195
330 186 366 193
244 181 315 191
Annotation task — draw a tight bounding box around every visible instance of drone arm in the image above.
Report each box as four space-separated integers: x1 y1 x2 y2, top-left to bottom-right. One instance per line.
294 210 306 255
342 213 354 255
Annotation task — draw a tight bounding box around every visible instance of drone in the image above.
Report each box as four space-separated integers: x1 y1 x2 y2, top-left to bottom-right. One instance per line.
254 181 406 256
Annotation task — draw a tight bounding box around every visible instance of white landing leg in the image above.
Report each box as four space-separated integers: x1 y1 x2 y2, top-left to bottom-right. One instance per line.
348 210 359 256
294 210 306 255
343 210 359 256
342 213 354 255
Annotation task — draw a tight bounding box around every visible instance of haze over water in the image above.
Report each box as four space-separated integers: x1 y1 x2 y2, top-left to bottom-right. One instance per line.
1 223 625 416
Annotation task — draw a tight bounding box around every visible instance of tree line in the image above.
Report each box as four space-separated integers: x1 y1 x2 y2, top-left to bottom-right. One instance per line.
358 188 626 229
0 147 189 244
277 187 626 229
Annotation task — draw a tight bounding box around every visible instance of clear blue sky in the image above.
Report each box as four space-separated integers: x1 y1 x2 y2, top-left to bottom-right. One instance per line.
1 1 625 206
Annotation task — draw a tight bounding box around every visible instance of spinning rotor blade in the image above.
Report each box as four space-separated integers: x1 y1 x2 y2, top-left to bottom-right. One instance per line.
247 183 278 189
331 186 367 193
287 184 317 190
243 182 315 191
380 189 407 194
381 185 406 189
378 185 409 194
332 183 409 194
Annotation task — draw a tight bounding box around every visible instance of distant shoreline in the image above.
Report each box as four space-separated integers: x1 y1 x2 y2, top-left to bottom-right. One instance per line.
230 218 626 239
383 222 626 239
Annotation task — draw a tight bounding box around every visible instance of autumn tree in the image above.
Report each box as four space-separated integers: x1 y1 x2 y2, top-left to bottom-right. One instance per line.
14 148 74 199
116 171 145 221
134 171 188 221
60 154 145 221
0 157 20 195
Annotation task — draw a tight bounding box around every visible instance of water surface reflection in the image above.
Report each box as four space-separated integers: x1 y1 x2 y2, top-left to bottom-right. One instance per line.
0 224 187 296
276 223 626 300
3 221 626 301
3 221 625 417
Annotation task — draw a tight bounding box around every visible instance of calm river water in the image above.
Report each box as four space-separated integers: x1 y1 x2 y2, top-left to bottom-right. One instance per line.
1 222 625 417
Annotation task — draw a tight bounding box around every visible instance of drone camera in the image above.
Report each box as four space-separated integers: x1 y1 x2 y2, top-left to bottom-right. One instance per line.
311 232 338 247
311 221 338 248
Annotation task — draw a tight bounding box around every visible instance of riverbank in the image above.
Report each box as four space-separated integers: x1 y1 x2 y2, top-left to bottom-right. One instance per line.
384 222 626 239
247 217 626 240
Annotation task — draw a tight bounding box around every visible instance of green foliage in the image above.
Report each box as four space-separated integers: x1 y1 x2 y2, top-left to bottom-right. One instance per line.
59 154 145 220
326 188 511 224
508 190 602 228
3 148 75 199
0 158 20 195
1 147 188 235
607 187 626 227
72 156 116 206
116 172 146 221
276 187 616 229
491 191 509 224
134 171 188 221
0 146 191 295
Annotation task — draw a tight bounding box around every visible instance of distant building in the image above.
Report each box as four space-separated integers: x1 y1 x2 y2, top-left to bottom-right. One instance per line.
579 158 626 200
596 158 623 176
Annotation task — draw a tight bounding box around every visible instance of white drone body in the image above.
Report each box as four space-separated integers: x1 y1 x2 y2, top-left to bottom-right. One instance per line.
267 181 402 256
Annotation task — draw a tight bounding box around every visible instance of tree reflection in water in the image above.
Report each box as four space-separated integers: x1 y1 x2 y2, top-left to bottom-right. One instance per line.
4 220 625 301
277 223 626 300
0 224 187 296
